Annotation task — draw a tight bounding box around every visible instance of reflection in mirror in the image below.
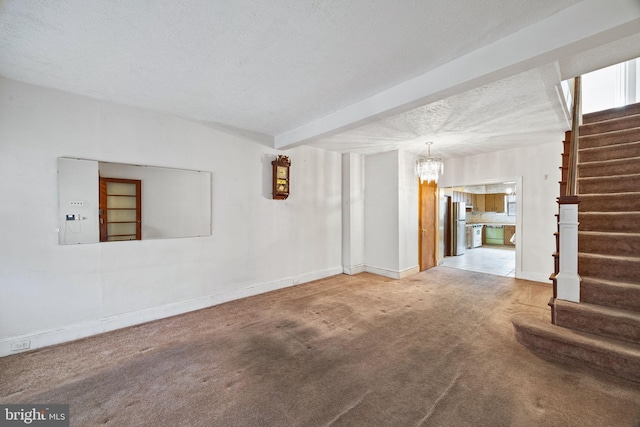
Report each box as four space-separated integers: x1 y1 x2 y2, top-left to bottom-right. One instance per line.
58 158 212 244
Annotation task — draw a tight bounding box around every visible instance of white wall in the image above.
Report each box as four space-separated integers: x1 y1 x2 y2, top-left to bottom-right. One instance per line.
398 150 419 274
0 77 342 356
439 142 562 282
364 151 400 276
363 150 419 279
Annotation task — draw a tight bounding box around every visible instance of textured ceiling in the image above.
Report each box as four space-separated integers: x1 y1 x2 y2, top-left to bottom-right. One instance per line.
309 65 569 157
1 0 639 158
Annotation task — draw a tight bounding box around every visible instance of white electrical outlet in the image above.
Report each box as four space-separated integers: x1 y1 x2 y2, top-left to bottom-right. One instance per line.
69 201 84 207
11 340 31 351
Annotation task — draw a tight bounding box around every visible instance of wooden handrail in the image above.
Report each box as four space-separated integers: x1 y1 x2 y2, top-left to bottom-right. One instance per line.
566 76 582 196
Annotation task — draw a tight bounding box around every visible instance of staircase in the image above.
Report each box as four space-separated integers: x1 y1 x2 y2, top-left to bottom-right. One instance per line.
513 102 640 383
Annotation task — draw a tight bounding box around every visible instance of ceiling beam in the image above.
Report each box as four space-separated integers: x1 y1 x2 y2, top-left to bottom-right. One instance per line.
274 0 640 150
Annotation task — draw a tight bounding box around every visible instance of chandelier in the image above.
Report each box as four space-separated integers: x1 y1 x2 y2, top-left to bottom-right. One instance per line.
415 142 444 184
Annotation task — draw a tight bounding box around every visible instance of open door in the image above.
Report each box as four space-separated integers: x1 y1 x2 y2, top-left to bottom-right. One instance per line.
419 180 438 271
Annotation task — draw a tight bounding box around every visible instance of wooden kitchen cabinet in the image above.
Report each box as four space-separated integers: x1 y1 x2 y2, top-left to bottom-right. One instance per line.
504 225 516 246
495 194 505 212
484 193 505 212
472 194 485 212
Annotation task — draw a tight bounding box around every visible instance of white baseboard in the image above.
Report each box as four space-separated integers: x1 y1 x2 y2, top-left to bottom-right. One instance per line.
364 264 420 279
517 270 552 284
398 265 420 278
0 267 342 358
295 267 343 285
343 264 365 275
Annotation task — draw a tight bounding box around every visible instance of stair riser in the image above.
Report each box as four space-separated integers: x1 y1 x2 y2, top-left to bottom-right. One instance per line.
583 103 640 124
579 214 640 233
578 255 640 283
580 115 640 136
579 233 640 257
581 280 640 312
578 195 640 212
578 159 640 178
554 304 640 344
579 129 640 150
579 142 640 162
579 175 640 194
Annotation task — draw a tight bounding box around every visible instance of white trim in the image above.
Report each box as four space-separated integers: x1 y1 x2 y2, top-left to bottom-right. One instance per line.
398 265 421 278
293 267 344 285
343 264 366 275
364 264 420 279
517 271 552 284
0 267 342 358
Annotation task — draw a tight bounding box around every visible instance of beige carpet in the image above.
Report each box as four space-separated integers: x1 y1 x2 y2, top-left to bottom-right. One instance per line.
2 267 640 426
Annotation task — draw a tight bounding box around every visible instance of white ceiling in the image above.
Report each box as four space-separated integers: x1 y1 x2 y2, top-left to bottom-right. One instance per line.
1 0 639 158
308 65 569 157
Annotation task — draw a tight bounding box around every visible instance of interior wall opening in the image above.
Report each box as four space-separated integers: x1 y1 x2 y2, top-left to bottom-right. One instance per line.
440 179 521 277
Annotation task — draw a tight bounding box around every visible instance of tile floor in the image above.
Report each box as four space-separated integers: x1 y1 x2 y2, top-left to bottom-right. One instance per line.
442 245 516 277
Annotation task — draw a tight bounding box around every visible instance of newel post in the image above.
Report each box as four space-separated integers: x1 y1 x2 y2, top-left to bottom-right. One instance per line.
556 196 580 302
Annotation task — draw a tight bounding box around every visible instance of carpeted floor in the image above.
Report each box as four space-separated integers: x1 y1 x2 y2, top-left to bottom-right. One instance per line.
2 267 640 426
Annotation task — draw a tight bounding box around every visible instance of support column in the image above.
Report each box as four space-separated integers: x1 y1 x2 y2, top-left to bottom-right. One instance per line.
342 153 365 275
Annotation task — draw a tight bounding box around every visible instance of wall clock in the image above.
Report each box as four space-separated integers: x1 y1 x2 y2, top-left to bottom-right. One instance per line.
272 155 291 200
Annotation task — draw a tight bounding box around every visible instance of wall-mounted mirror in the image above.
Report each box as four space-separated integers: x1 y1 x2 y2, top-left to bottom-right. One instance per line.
58 158 212 244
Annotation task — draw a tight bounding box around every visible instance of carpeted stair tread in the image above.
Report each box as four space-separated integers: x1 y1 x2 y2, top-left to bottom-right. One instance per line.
579 212 640 233
578 252 640 283
578 192 640 212
579 140 640 162
540 102 640 384
580 114 640 136
553 299 640 344
578 173 640 194
512 313 640 383
578 157 640 177
579 128 640 150
581 277 640 312
579 231 640 257
583 102 640 124
578 251 640 265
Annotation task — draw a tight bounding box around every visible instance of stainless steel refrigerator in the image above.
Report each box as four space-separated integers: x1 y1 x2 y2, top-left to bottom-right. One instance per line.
451 202 466 256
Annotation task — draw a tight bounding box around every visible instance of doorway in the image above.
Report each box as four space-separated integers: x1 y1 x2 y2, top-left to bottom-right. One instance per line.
440 179 520 277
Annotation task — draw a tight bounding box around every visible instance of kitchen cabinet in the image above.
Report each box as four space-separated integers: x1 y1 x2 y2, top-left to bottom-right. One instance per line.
453 192 503 212
484 193 505 213
472 194 486 212
504 225 516 246
452 191 473 207
464 192 472 207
